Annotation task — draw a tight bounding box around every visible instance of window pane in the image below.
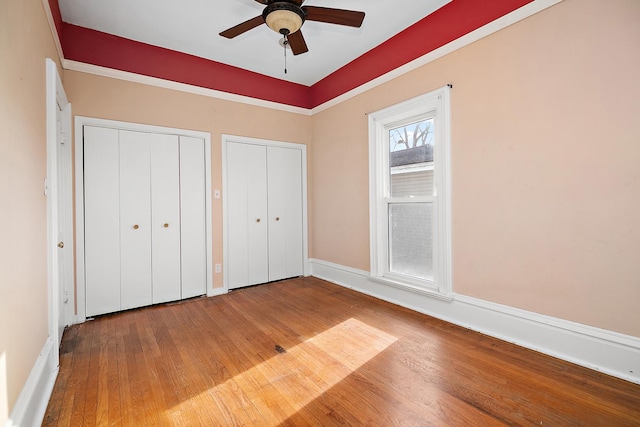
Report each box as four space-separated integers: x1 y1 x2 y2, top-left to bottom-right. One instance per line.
389 203 433 281
389 119 434 197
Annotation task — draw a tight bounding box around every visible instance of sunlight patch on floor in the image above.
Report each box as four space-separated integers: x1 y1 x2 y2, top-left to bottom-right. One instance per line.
167 318 397 425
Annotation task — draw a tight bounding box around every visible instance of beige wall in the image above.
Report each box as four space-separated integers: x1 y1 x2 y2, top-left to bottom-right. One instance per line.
63 71 313 291
0 0 61 422
310 0 640 336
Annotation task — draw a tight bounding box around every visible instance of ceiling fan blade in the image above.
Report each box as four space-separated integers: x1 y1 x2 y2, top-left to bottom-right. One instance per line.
288 30 309 56
303 6 365 27
219 16 264 39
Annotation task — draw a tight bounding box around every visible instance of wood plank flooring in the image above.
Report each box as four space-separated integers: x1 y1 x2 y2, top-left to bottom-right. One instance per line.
43 277 640 426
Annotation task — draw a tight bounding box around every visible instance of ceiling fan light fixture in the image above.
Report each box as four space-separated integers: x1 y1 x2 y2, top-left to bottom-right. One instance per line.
263 2 305 35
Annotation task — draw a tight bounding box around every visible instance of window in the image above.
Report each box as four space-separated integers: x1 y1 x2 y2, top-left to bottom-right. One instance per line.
368 86 452 299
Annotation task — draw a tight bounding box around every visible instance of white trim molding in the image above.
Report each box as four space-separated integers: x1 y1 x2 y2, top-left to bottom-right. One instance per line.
310 0 564 114
208 287 228 297
309 258 640 385
54 1 564 114
41 0 64 63
6 338 58 427
63 60 312 116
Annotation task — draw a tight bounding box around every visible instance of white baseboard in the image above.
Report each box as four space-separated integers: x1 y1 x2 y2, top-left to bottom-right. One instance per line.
208 286 228 297
310 258 640 384
6 337 58 427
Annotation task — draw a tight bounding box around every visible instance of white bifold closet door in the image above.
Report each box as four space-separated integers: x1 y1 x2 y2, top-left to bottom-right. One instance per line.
179 136 207 299
119 130 154 310
84 126 121 315
267 146 303 282
84 126 206 317
227 142 269 287
149 133 181 304
226 141 304 289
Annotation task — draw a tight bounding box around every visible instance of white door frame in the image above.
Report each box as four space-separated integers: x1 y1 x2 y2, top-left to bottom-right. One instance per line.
221 134 310 294
74 116 214 322
46 58 73 365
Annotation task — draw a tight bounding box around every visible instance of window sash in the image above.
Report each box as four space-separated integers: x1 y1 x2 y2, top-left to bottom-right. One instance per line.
368 85 451 300
385 196 435 204
387 200 435 285
376 197 439 290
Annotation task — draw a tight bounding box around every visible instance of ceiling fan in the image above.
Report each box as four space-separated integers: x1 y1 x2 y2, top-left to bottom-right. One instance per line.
219 0 366 55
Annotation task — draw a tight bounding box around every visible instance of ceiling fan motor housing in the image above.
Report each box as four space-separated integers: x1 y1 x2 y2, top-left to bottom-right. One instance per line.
263 1 307 35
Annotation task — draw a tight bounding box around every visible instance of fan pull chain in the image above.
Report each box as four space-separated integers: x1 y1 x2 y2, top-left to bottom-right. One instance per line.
283 34 288 74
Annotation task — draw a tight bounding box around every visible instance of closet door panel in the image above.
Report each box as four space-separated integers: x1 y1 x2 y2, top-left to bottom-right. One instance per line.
267 146 304 281
179 136 207 298
246 144 269 285
84 126 121 316
119 130 152 310
227 142 268 289
151 135 181 303
227 142 249 288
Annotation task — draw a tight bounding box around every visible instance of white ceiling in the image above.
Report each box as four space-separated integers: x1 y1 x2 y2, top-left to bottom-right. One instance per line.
59 0 451 86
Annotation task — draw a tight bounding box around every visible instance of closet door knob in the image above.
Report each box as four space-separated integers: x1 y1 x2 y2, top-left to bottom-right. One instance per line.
256 218 261 223
164 223 169 228
275 217 280 221
133 224 139 230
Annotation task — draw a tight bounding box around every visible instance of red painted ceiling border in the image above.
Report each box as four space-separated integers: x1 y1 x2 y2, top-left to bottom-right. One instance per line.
55 0 534 110
309 0 534 107
61 24 311 109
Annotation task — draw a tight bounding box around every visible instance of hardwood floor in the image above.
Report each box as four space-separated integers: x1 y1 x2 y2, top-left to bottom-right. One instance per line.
44 277 640 426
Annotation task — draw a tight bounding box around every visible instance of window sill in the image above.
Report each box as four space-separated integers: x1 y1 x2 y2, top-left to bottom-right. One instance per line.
368 275 453 302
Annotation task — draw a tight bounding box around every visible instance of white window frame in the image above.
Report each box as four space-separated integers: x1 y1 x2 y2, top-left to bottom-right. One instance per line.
368 86 452 300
